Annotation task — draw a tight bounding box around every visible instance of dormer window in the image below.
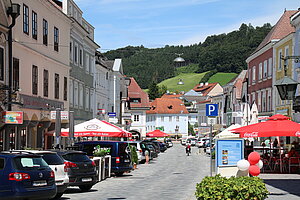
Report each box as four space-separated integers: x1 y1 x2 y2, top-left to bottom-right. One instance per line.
130 98 141 103
167 105 173 109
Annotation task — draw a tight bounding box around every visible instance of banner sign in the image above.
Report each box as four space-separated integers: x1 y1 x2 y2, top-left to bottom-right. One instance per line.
51 111 69 120
2 111 23 124
216 139 244 167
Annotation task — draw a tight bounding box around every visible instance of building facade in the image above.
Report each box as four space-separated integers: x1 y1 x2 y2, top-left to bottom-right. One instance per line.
62 0 99 125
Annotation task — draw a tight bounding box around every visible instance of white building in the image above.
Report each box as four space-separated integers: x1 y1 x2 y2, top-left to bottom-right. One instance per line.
146 98 189 137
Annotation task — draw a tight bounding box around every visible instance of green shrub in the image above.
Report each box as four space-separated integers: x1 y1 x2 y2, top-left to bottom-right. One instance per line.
129 145 138 164
93 149 107 157
195 174 269 200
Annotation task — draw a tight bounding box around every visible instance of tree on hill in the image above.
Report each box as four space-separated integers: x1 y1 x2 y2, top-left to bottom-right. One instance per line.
104 23 272 89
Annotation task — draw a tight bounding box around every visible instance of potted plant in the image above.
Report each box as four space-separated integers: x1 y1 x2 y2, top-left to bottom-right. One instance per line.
129 145 138 169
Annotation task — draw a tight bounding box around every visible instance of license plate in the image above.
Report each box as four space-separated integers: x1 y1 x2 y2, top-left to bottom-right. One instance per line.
33 180 47 187
124 159 130 162
82 178 92 182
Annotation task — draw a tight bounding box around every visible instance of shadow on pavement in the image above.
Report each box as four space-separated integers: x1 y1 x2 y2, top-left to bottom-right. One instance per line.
264 179 300 197
64 188 98 194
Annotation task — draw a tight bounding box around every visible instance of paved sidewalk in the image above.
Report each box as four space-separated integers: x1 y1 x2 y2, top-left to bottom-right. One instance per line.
260 173 300 199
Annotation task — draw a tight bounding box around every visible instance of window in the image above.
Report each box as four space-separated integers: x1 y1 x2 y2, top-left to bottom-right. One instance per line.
32 11 37 40
263 60 267 78
0 47 3 81
13 58 19 91
259 63 262 80
64 77 67 101
85 54 89 73
85 87 89 110
69 80 73 106
54 73 59 99
23 4 29 34
169 116 172 122
278 50 282 70
176 116 179 122
268 58 272 77
130 98 141 103
74 81 78 106
74 44 78 64
70 42 73 61
0 158 4 169
32 65 38 95
79 48 83 66
161 116 164 122
134 115 139 122
79 84 83 107
252 66 256 83
43 69 48 97
54 27 59 52
43 19 48 46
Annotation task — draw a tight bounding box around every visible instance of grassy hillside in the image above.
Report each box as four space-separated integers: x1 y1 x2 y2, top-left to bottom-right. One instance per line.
158 72 207 93
208 73 237 86
157 72 237 93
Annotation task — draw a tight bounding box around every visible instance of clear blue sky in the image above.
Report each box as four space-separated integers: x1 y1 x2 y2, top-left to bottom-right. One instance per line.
74 0 299 51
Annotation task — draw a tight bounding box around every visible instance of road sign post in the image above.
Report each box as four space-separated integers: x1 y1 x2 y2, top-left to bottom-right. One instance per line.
206 104 218 176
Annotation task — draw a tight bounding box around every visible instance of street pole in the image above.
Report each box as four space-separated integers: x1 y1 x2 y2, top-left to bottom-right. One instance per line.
209 121 213 177
54 109 61 149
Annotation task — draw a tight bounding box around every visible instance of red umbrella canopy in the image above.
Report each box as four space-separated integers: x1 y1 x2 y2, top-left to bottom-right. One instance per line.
231 114 300 138
146 129 170 137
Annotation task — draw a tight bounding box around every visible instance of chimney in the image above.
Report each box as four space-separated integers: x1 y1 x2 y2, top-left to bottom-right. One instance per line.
205 82 209 86
200 83 204 87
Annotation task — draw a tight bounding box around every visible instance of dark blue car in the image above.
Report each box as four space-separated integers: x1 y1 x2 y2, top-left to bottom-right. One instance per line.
0 151 57 200
75 141 132 176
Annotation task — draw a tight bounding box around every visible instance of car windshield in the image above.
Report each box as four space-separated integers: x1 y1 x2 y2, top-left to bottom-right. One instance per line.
13 156 49 170
63 153 90 162
40 153 64 165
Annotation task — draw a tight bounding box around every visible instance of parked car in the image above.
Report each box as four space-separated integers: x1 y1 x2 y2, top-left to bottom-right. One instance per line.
75 141 133 176
0 151 57 200
164 139 173 148
196 138 209 148
126 141 145 163
142 140 160 156
15 150 69 199
187 138 197 146
181 138 187 145
139 142 155 161
53 150 97 191
157 141 168 152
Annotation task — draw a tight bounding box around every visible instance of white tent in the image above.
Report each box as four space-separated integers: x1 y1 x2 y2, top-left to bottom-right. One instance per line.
214 124 241 139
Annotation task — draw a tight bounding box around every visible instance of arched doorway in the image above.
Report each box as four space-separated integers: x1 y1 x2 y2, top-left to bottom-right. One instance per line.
129 130 141 140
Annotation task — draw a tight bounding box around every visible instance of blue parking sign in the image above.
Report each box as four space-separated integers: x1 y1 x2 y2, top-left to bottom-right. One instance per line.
206 104 218 116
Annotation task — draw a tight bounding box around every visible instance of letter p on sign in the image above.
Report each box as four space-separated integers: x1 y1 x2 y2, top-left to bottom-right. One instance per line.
206 104 218 116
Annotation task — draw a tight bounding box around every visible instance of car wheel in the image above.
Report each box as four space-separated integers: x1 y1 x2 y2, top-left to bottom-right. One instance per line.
115 172 124 176
79 184 93 192
51 192 63 200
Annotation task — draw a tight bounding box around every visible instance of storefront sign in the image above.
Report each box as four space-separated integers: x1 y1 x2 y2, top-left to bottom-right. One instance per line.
2 111 23 124
50 111 69 120
216 139 244 167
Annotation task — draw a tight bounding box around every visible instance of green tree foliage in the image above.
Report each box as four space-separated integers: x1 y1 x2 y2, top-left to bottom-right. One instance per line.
188 122 195 136
148 82 159 100
104 23 272 89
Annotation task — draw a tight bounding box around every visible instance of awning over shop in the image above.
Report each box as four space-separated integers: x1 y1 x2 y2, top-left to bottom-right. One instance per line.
231 114 300 138
60 118 131 138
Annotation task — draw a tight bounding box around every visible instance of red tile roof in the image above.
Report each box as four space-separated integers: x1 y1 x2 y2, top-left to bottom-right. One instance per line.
254 10 297 52
193 82 218 96
146 98 189 114
161 94 183 99
128 77 150 108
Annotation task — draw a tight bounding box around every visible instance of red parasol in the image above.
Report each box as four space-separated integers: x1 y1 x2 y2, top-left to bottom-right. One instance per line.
146 129 170 137
231 114 300 138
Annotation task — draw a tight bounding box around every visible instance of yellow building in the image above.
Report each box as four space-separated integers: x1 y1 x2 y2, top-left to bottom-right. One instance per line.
273 33 295 117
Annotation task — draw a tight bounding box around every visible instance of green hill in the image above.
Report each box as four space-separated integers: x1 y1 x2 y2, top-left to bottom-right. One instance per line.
157 72 237 93
208 72 237 86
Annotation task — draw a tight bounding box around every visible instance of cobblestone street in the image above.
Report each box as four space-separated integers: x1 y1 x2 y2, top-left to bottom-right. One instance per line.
62 143 210 200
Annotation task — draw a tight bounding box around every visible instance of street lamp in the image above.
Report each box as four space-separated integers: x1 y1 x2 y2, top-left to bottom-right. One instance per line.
275 55 300 100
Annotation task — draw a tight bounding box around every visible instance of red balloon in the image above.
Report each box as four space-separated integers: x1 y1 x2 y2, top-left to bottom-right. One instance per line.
249 165 260 176
248 152 260 165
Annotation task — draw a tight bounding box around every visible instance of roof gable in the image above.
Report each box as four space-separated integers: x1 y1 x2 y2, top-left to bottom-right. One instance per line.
193 82 219 96
146 98 189 114
128 78 150 108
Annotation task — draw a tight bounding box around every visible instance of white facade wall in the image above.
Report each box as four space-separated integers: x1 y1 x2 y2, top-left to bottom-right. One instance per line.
130 110 147 138
146 114 188 135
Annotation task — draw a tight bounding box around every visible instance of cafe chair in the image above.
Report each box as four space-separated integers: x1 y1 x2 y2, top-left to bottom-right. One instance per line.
262 158 273 172
288 157 300 173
